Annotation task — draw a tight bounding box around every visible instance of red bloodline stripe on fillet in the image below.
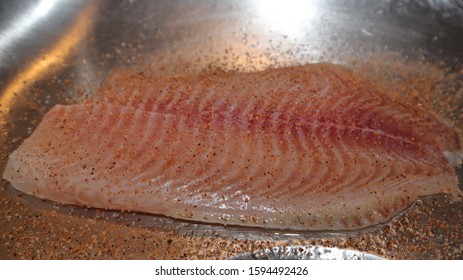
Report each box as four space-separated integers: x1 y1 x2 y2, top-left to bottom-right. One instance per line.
95 65 458 155
97 96 437 161
98 92 452 177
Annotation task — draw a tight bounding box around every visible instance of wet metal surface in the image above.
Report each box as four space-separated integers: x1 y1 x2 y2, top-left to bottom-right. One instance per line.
231 245 384 260
0 0 462 259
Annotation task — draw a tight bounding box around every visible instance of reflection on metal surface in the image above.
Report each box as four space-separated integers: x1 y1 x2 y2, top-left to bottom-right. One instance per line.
0 2 97 110
0 0 61 62
231 246 385 260
253 0 318 38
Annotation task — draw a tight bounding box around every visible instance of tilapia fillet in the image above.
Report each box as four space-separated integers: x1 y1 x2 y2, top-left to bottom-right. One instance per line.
3 64 462 231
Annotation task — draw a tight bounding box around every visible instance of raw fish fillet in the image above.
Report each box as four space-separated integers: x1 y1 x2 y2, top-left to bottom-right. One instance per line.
3 64 462 230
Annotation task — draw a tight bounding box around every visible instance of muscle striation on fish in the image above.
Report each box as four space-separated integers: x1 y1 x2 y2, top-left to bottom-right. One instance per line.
3 64 462 230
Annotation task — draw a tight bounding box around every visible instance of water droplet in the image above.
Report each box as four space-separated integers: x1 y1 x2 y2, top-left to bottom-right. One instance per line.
361 28 374 37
